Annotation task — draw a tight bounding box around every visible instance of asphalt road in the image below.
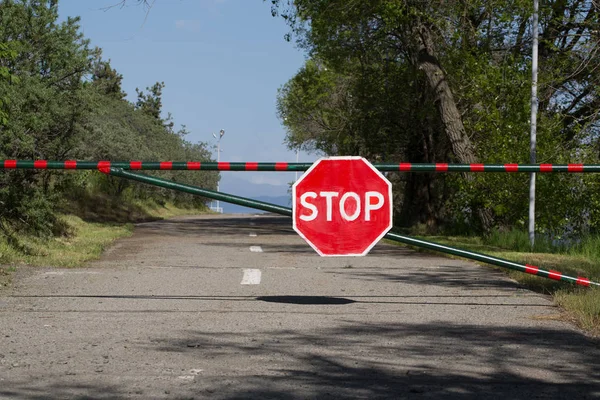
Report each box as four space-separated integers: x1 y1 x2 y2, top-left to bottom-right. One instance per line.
0 214 599 399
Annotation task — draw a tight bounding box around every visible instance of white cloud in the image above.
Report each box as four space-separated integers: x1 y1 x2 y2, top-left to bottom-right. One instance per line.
175 19 200 33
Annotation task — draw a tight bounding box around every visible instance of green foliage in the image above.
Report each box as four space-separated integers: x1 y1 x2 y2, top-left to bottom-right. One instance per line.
0 41 19 126
486 229 556 253
0 0 217 244
136 82 165 121
91 56 126 100
77 72 217 208
0 0 94 237
273 0 600 235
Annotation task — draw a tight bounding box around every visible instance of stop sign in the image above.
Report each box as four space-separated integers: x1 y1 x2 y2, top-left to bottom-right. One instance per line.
292 156 393 256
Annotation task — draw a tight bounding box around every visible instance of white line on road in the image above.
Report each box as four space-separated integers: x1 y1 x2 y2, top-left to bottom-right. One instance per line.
249 233 258 237
241 269 262 285
249 246 263 252
44 271 101 276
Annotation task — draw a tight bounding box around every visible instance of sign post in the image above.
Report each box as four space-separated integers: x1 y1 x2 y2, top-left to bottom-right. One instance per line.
292 156 393 256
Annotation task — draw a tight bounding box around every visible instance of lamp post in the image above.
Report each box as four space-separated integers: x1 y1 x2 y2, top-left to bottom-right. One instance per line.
295 149 299 182
529 0 539 247
212 129 225 213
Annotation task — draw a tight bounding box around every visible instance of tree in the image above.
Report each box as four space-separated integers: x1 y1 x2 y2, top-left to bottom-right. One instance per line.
0 41 19 127
0 0 96 236
135 82 165 121
272 0 600 234
273 1 479 160
272 0 491 229
0 0 219 247
91 56 126 100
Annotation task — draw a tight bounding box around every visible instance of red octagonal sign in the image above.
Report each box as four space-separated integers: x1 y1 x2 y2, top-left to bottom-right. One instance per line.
293 156 393 256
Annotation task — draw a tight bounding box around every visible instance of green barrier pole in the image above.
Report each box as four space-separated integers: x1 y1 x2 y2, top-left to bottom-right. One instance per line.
2 159 600 173
384 232 598 287
105 167 597 288
0 160 311 172
105 167 291 216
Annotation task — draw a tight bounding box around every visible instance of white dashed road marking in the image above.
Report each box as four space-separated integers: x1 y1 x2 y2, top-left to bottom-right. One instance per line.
44 271 101 276
241 269 262 285
249 246 263 253
249 233 258 237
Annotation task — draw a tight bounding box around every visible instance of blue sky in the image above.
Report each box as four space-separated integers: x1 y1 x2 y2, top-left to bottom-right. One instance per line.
58 0 316 197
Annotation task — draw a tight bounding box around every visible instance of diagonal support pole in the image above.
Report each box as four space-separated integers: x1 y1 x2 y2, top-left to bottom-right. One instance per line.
105 167 598 288
105 167 291 216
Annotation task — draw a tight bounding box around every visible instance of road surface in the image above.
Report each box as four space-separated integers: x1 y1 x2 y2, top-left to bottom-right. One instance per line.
1 214 599 399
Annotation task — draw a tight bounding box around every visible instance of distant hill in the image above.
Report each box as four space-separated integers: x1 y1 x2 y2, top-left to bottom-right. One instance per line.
219 174 291 198
216 173 293 213
220 195 291 214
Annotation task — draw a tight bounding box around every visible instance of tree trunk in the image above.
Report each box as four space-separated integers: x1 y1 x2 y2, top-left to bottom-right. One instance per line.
412 22 494 231
397 122 442 230
397 172 435 228
414 23 476 163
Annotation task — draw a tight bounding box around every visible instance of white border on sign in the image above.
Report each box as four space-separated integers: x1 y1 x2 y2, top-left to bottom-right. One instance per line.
292 156 393 257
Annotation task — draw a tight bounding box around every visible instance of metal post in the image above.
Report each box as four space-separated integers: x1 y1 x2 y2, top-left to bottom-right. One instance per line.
529 0 539 248
295 149 299 182
216 137 221 213
212 129 225 213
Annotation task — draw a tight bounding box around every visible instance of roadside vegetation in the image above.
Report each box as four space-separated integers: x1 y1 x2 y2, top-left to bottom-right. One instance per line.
273 0 600 235
401 229 600 336
0 0 218 277
0 193 210 289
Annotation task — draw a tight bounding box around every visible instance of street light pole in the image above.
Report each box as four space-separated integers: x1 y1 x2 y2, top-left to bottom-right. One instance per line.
295 149 299 182
213 129 225 213
529 0 539 248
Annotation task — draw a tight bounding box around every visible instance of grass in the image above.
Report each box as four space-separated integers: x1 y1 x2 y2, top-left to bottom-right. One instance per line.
401 230 600 336
0 214 134 268
63 191 207 224
554 289 600 334
486 228 600 262
0 197 209 287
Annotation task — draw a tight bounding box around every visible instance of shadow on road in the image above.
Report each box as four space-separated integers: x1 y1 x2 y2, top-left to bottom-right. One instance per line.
2 320 597 399
137 216 296 238
257 295 356 305
0 382 122 400
336 266 522 290
148 321 600 399
9 294 551 307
